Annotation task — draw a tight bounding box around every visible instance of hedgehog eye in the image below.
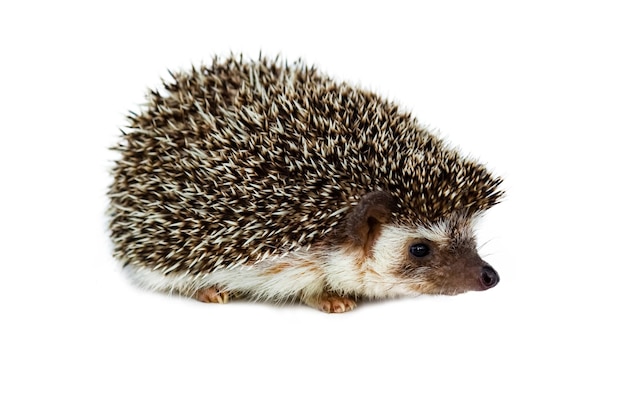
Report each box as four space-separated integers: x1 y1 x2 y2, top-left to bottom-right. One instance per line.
409 243 430 258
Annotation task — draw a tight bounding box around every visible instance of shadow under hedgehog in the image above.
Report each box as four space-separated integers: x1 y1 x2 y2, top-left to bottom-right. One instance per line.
108 55 504 313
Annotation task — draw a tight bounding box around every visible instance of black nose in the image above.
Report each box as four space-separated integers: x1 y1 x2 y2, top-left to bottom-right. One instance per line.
480 265 500 289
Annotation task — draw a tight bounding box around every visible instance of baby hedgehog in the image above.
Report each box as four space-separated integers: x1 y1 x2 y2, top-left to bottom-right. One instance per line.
109 55 504 313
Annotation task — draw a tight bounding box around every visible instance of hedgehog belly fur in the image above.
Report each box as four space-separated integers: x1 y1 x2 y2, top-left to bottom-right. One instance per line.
125 253 326 303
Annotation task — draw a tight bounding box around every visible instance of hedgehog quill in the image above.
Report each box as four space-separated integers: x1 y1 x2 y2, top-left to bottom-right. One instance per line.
108 55 504 313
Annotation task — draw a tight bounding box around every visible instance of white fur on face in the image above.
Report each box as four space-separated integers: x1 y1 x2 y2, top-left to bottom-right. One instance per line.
322 224 444 299
322 216 477 298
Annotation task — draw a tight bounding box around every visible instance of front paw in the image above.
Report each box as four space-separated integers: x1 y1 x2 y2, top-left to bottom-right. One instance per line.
305 293 357 313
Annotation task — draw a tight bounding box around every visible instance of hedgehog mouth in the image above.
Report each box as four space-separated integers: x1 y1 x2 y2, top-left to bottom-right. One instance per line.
410 283 469 296
432 288 469 296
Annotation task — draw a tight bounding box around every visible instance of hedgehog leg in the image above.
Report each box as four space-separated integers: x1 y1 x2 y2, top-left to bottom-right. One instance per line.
303 292 357 313
194 286 230 304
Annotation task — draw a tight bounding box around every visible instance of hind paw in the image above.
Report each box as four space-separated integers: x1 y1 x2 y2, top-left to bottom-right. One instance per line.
194 286 230 304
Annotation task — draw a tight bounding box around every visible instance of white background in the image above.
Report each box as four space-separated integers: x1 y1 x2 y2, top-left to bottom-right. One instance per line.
1 1 624 415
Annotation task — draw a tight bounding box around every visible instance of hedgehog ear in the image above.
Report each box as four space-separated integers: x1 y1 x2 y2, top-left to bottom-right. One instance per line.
344 191 395 248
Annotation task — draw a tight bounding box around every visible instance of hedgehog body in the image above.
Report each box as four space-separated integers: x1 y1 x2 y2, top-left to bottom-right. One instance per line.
109 55 503 313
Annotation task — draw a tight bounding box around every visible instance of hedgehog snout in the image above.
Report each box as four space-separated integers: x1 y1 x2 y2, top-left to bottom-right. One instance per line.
479 264 499 290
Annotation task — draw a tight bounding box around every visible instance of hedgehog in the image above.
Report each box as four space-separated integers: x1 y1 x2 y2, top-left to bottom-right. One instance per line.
108 54 504 313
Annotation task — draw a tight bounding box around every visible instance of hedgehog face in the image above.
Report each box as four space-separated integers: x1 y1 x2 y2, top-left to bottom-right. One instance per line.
404 227 498 295
341 192 499 297
372 218 499 296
